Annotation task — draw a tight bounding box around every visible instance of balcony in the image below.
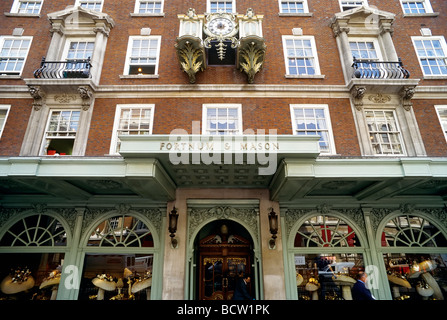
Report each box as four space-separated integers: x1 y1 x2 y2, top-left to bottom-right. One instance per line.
352 58 410 80
347 57 419 104
33 57 92 79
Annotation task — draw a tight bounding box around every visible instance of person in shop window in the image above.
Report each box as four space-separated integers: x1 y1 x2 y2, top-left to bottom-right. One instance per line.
352 271 376 300
232 273 253 300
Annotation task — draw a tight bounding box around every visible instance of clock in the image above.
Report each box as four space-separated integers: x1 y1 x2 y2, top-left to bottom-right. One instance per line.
204 13 238 38
208 17 235 36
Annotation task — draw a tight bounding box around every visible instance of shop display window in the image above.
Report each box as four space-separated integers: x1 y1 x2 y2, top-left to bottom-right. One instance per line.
382 214 447 300
295 253 364 300
78 254 153 300
383 253 447 300
0 253 65 300
0 214 67 246
87 215 153 247
294 215 360 247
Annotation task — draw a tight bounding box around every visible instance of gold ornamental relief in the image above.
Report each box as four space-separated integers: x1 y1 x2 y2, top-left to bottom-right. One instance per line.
204 257 223 265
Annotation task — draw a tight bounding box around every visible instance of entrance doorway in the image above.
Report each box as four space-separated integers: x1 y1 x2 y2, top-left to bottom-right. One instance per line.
196 220 254 300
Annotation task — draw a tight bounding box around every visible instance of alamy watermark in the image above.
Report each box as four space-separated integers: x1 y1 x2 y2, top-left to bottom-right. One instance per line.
163 123 279 175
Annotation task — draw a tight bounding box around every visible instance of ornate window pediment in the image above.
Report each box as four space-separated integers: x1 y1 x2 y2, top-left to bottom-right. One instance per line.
175 8 266 84
331 6 419 108
47 6 114 34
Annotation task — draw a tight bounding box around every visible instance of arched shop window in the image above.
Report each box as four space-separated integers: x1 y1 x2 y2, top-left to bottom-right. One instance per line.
293 215 365 301
381 214 447 301
0 213 68 300
79 214 155 300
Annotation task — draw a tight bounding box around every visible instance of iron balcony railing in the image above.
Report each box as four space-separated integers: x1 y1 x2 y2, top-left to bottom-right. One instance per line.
352 57 410 79
33 57 92 79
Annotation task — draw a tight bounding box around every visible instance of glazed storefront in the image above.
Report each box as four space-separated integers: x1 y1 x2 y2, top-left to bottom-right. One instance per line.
283 206 447 301
0 206 165 300
1 203 446 301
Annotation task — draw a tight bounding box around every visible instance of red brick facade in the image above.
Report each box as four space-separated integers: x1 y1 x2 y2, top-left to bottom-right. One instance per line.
0 0 446 157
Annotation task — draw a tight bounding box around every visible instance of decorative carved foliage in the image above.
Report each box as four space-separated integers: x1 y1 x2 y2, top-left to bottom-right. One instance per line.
176 39 205 84
238 39 266 84
188 206 258 243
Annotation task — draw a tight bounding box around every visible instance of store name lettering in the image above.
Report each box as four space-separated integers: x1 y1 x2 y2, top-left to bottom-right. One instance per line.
159 141 279 152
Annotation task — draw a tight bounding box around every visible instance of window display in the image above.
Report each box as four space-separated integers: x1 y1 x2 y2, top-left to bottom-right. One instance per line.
87 215 153 247
0 253 64 300
381 214 447 300
384 254 447 300
78 254 153 300
295 253 364 300
294 215 360 247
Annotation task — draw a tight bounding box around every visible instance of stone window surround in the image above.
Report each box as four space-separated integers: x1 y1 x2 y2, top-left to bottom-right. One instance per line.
351 91 426 157
20 7 114 157
330 6 398 83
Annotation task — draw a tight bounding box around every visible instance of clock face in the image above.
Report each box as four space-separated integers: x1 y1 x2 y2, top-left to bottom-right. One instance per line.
208 17 235 36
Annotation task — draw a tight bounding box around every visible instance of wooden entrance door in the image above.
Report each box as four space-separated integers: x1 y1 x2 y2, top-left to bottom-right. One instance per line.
198 231 252 300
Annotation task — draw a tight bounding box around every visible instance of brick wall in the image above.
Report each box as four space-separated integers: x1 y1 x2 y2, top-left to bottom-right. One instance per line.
0 99 32 156
0 0 446 158
86 97 360 156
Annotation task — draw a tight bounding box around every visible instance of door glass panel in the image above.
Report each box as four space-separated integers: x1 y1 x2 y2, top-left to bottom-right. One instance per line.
227 257 247 294
203 258 223 298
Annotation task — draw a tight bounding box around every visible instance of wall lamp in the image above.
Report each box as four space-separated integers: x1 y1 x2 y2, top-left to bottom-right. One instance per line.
169 207 179 248
268 208 278 249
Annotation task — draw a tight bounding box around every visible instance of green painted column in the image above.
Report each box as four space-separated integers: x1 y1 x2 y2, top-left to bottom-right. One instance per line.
362 207 392 300
57 207 85 300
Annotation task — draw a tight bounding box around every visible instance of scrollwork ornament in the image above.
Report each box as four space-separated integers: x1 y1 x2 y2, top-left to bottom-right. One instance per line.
369 208 393 231
139 208 163 231
284 208 313 236
420 207 447 230
188 206 258 243
368 93 391 104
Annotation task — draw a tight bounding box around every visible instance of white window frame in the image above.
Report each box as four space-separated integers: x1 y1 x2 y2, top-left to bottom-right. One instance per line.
364 109 406 156
0 105 11 139
202 104 243 135
339 0 368 11
278 0 310 14
435 105 447 143
290 104 336 154
207 0 235 13
40 109 82 156
10 0 43 15
400 0 434 15
109 104 155 155
282 35 322 78
0 36 33 77
122 35 161 77
75 0 104 12
62 38 95 61
348 37 384 61
133 0 164 15
411 36 447 78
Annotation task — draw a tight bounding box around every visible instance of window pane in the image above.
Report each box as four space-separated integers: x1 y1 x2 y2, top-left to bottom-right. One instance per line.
365 110 404 155
293 107 332 153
